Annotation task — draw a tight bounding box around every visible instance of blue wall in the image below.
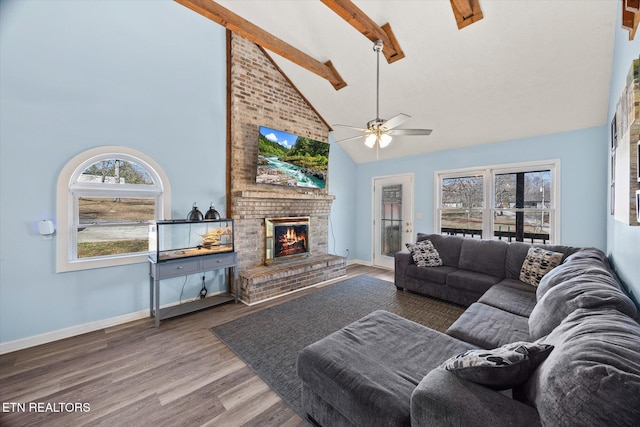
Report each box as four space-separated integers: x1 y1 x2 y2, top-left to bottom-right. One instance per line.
0 1 227 344
607 14 640 304
352 127 608 261
327 142 358 260
0 0 633 348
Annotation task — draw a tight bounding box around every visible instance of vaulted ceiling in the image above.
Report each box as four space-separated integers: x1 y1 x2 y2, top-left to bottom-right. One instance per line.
177 1 631 163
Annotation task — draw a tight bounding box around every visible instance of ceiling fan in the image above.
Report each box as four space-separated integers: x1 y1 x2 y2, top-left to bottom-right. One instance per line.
334 39 432 152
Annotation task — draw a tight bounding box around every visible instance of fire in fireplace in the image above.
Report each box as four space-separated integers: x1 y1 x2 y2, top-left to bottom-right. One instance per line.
265 217 310 264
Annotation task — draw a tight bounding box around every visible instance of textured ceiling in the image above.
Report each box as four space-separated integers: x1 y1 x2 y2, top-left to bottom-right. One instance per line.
214 0 617 163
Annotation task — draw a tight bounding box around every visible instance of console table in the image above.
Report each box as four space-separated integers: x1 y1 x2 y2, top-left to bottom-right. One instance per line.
149 252 237 327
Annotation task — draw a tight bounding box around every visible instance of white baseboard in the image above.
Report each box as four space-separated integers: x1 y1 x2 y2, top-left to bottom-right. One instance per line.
0 309 150 355
347 259 371 266
0 294 223 355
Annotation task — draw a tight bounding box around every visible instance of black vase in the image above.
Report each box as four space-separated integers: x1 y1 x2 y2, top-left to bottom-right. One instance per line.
187 203 203 222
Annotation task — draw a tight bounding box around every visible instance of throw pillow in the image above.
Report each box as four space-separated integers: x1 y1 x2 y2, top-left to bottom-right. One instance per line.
519 247 564 287
441 342 554 390
406 240 442 267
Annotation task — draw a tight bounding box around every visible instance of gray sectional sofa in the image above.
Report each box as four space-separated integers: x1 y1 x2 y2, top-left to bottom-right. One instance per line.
395 233 581 306
297 234 640 426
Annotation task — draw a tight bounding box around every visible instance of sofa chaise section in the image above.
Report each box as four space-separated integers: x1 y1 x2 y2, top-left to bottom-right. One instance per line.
297 310 476 427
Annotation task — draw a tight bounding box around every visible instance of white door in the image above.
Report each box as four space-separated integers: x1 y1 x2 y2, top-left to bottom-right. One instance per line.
373 174 414 269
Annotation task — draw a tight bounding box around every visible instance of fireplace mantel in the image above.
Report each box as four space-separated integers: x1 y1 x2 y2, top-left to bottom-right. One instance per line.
233 190 335 202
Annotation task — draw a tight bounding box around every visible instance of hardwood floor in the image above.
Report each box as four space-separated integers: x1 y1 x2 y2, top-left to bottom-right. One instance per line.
0 264 393 427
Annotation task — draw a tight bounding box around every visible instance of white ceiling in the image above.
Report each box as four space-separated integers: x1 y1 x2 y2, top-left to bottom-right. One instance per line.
214 0 618 163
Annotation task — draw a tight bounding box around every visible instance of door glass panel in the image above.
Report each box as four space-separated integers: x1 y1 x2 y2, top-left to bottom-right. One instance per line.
381 184 402 256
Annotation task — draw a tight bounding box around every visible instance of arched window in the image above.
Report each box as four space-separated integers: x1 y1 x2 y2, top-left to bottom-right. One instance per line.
57 146 171 272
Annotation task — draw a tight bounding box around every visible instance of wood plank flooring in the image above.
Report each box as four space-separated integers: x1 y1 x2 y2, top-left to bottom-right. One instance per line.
0 264 393 427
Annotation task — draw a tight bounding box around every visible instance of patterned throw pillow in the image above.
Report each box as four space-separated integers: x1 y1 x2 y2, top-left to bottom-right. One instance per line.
519 247 564 287
405 240 443 267
441 342 554 390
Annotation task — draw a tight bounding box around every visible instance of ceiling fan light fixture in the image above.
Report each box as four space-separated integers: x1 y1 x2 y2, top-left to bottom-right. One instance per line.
364 133 377 148
333 40 432 151
379 133 392 148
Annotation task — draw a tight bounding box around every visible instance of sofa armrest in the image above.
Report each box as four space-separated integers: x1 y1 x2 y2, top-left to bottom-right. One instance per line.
411 368 541 427
395 251 413 288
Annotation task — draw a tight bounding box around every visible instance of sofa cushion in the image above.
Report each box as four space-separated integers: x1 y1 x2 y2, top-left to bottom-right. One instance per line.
446 303 531 349
297 310 476 427
458 238 508 277
479 282 537 317
504 242 576 280
562 247 607 264
528 277 639 340
406 240 443 267
446 269 502 294
418 233 464 267
441 341 553 390
412 368 543 427
537 257 622 300
519 308 640 426
495 278 538 293
519 247 564 287
406 264 457 285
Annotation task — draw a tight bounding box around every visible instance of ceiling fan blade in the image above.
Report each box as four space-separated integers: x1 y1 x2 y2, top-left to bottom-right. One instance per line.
381 113 410 130
387 128 433 136
332 124 369 132
336 134 365 144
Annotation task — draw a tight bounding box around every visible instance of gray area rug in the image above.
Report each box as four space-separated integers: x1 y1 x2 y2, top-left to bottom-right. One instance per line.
211 275 465 418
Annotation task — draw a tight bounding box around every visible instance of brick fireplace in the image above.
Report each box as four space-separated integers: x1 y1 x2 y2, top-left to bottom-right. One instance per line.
228 33 346 304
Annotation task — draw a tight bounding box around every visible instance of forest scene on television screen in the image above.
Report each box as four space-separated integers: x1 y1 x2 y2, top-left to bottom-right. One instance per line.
257 129 329 189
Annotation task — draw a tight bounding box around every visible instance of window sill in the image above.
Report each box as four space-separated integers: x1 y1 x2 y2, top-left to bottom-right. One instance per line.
57 252 150 273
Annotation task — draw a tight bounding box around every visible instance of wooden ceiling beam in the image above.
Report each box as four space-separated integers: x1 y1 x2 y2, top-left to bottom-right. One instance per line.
622 0 640 40
625 0 639 12
450 0 484 30
320 0 405 63
174 0 347 90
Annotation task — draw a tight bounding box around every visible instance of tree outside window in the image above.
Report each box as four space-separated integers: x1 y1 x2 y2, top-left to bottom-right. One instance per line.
437 162 557 244
440 175 484 238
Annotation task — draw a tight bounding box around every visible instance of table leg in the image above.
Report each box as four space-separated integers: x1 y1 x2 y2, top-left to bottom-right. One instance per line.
155 277 160 328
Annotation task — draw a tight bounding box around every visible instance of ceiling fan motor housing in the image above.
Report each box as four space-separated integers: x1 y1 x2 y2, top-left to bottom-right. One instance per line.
367 118 386 131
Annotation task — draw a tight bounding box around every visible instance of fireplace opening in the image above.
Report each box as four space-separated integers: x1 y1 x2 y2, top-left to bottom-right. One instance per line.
265 217 310 264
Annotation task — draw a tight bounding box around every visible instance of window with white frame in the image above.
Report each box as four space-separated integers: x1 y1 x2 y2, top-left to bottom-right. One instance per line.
56 146 171 272
435 160 559 244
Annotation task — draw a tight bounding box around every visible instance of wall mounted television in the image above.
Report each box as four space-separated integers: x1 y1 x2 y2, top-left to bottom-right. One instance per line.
256 126 329 189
